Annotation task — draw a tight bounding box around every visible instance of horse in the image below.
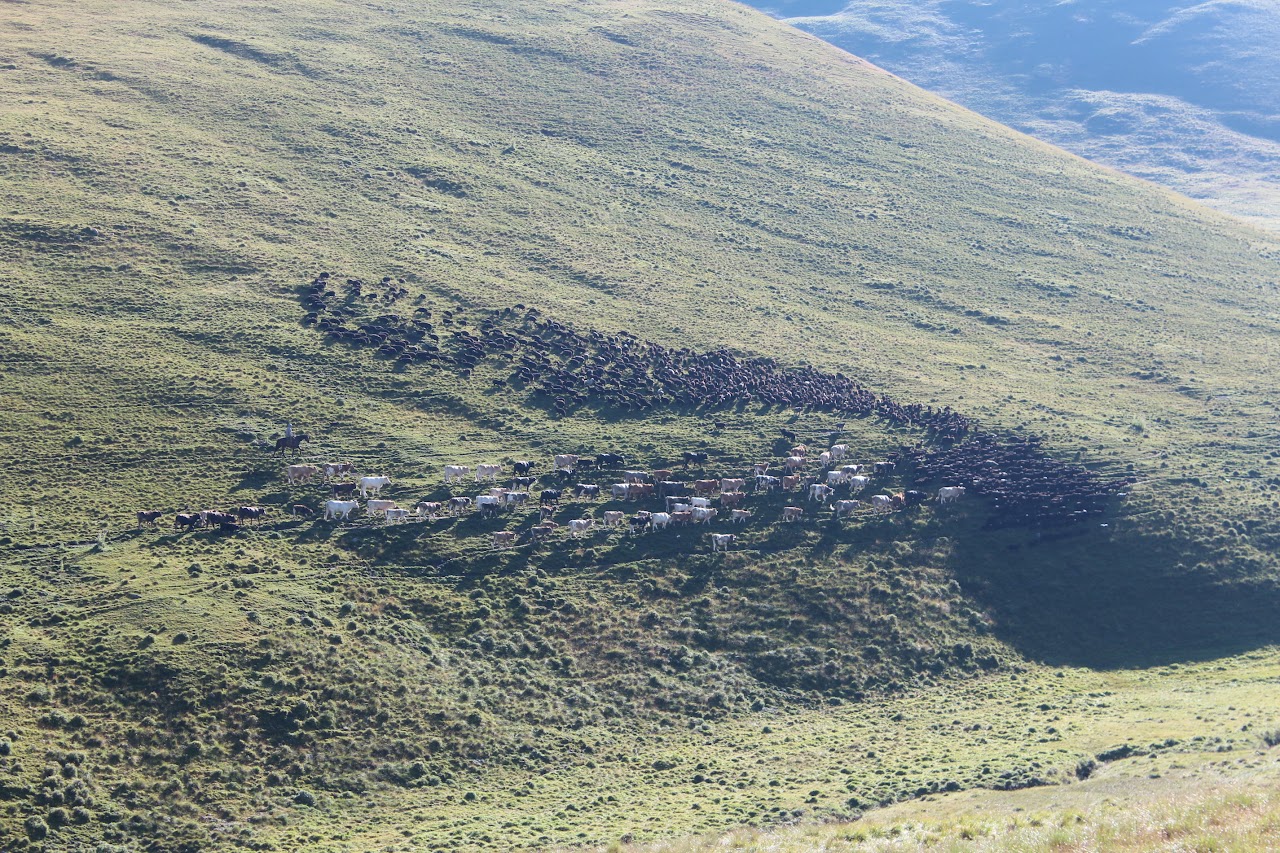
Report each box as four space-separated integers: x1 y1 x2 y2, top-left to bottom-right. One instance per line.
273 433 311 455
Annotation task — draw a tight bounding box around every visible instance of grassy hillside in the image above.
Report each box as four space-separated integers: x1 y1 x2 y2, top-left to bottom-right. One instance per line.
2 0 1280 850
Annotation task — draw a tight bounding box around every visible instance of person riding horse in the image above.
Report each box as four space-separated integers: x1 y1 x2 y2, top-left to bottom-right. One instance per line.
274 424 310 455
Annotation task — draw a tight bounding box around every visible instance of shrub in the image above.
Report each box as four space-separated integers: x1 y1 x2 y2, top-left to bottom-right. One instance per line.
24 816 48 840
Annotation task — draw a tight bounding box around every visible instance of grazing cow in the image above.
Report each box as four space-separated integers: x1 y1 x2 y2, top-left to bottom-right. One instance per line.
651 512 671 530
840 464 863 477
830 444 849 460
323 462 356 480
513 460 535 476
611 483 631 500
937 486 966 503
236 506 267 526
331 482 357 499
671 510 693 526
782 475 801 491
385 508 410 524
731 509 753 524
784 456 806 472
540 504 556 521
603 510 625 528
624 470 649 484
568 518 593 538
291 504 314 518
476 463 502 482
720 491 745 508
449 496 473 514
324 500 359 521
693 479 719 496
359 475 391 497
780 428 798 442
174 512 201 531
575 483 600 500
809 483 833 503
781 506 804 522
692 507 718 524
554 454 579 472
137 510 163 528
630 511 653 533
492 531 517 548
597 453 626 468
710 533 735 552
512 476 537 488
444 465 470 483
540 489 562 505
790 444 808 457
682 450 709 467
476 495 501 517
870 494 894 513
366 499 398 517
218 521 241 534
651 469 674 483
835 499 861 518
286 464 320 485
756 475 780 492
721 478 745 493
575 457 598 471
752 462 770 476
874 461 896 476
846 475 870 492
415 501 442 519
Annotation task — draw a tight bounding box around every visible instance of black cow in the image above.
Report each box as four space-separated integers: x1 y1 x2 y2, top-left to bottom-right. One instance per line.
596 453 625 468
682 451 709 467
540 489 562 505
574 484 600 499
513 460 535 475
331 482 357 498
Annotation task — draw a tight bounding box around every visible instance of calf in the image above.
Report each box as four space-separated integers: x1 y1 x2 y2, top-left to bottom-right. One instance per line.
781 506 804 522
682 450 708 467
730 509 753 524
291 504 315 518
629 511 653 533
512 476 537 489
323 462 356 479
476 495 501 517
366 499 398 517
752 462 770 476
540 504 556 522
384 508 410 524
492 531 517 548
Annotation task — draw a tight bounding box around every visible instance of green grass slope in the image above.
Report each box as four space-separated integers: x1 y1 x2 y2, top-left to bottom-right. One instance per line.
1 0 1280 850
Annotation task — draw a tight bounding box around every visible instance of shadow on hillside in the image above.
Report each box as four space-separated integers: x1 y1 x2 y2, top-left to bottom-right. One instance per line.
946 519 1280 669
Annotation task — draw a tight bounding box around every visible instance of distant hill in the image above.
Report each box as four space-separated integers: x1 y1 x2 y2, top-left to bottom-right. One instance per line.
754 0 1280 231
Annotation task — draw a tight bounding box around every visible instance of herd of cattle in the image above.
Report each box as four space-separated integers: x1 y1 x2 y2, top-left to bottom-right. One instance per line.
136 442 969 551
297 274 974 439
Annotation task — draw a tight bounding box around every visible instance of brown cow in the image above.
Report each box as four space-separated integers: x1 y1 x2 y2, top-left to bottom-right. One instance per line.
630 483 654 500
651 469 673 482
670 511 693 526
782 506 804 522
492 531 517 548
693 479 719 495
782 475 801 491
720 491 745 508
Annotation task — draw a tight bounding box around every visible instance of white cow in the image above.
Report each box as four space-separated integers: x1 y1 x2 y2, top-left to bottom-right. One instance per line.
415 501 442 519
504 491 529 505
870 494 894 513
366 499 398 517
624 470 649 484
826 470 847 486
830 444 849 461
568 518 593 538
651 512 671 530
818 451 832 467
809 483 833 502
476 463 502 482
731 509 753 524
444 465 470 483
835 499 861 518
603 511 624 528
286 464 320 485
938 486 967 504
840 464 863 477
711 533 735 552
692 507 718 524
672 502 692 513
611 483 631 500
359 475 391 497
554 454 578 472
384 508 410 524
782 506 804 522
690 497 710 509
323 462 356 479
847 475 870 492
784 455 806 472
324 499 359 521
476 495 501 516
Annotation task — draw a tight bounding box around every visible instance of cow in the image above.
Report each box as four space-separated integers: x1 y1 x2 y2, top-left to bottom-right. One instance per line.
324 500 359 521
780 428 798 442
286 464 320 485
597 453 626 468
136 510 163 528
682 450 708 467
359 475 391 497
809 483 833 503
670 501 692 513
174 512 201 531
415 501 442 519
874 461 896 476
840 464 863 477
603 510 625 528
291 504 314 518
492 531 517 548
781 506 804 522
830 444 849 461
630 511 653 533
651 469 674 483
568 518 593 538
218 521 242 534
476 463 502 482
782 475 801 492
575 483 601 499
236 506 267 526
710 533 735 553
784 456 806 472
755 475 780 492
826 470 847 487
790 444 808 457
692 507 718 524
504 491 529 506
449 496 473 514
476 495 501 517
624 470 649 484
611 483 631 500
554 454 579 472
835 499 861 518
203 510 235 527
331 482 357 499
323 462 356 480
937 486 966 503
721 478 745 493
540 489 562 505
659 481 691 497
630 483 655 500
752 462 770 476
903 490 928 507
671 510 693 526
385 508 410 524
818 451 832 467
444 465 470 483
529 524 556 543
513 460 535 476
512 476 537 489
870 494 894 513
651 512 671 530
366 499 398 517
731 509 753 524
690 497 711 509
720 492 745 508
847 475 870 492
540 504 556 522
693 479 719 496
